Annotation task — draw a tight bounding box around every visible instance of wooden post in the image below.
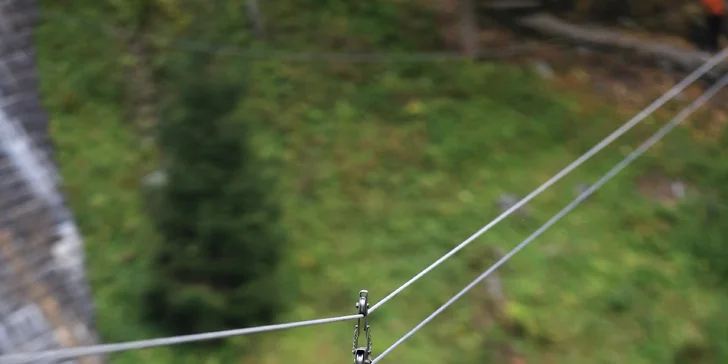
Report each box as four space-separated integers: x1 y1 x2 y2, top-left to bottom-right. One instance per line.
460 0 479 56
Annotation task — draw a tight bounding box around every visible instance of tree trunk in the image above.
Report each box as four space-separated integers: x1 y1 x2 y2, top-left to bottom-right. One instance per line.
124 31 158 137
516 12 728 80
246 0 266 39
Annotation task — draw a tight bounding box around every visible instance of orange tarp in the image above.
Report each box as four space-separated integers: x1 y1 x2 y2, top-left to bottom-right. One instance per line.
703 0 725 15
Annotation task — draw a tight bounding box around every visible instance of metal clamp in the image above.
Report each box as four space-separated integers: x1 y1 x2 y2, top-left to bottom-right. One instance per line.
352 290 372 364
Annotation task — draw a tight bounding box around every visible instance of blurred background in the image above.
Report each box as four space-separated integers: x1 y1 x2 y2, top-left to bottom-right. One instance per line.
2 0 728 363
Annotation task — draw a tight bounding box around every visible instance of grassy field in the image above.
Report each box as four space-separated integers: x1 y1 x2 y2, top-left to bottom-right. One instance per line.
36 1 728 363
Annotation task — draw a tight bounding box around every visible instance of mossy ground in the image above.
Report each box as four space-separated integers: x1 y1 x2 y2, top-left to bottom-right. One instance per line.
36 1 728 363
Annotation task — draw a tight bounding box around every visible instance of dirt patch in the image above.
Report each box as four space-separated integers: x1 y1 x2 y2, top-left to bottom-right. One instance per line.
636 174 687 205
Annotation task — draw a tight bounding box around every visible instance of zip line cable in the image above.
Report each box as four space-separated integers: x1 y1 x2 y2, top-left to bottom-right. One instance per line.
368 46 728 313
0 314 363 364
371 71 728 363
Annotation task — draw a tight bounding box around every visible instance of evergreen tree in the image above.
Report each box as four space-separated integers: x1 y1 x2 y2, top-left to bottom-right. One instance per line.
145 55 284 335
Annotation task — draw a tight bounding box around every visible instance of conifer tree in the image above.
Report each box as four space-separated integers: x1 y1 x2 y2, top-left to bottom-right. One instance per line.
145 54 284 335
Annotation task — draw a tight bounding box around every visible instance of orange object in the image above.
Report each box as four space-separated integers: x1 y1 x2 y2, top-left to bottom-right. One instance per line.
703 0 725 15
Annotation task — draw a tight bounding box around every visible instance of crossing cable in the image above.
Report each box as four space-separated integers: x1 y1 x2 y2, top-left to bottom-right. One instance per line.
372 71 728 363
368 46 728 313
0 314 363 364
39 9 544 63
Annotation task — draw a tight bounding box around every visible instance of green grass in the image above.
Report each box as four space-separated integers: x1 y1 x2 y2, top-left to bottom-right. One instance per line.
35 1 728 363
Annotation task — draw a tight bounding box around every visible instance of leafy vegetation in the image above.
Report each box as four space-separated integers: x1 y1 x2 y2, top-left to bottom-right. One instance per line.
37 0 728 363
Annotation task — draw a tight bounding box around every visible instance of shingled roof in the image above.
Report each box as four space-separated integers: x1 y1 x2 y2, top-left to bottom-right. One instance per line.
0 0 103 362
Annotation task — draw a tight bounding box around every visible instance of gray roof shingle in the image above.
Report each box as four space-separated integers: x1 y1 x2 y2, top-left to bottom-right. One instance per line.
0 0 103 362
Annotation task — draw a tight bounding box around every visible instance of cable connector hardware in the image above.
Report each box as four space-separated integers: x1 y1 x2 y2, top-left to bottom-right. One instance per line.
352 290 372 364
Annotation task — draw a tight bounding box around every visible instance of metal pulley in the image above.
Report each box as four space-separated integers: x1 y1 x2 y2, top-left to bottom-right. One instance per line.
352 290 372 364
353 348 370 364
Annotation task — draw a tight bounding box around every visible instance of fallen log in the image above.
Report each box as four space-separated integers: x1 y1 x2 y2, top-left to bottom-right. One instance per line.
486 0 541 10
515 13 728 80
